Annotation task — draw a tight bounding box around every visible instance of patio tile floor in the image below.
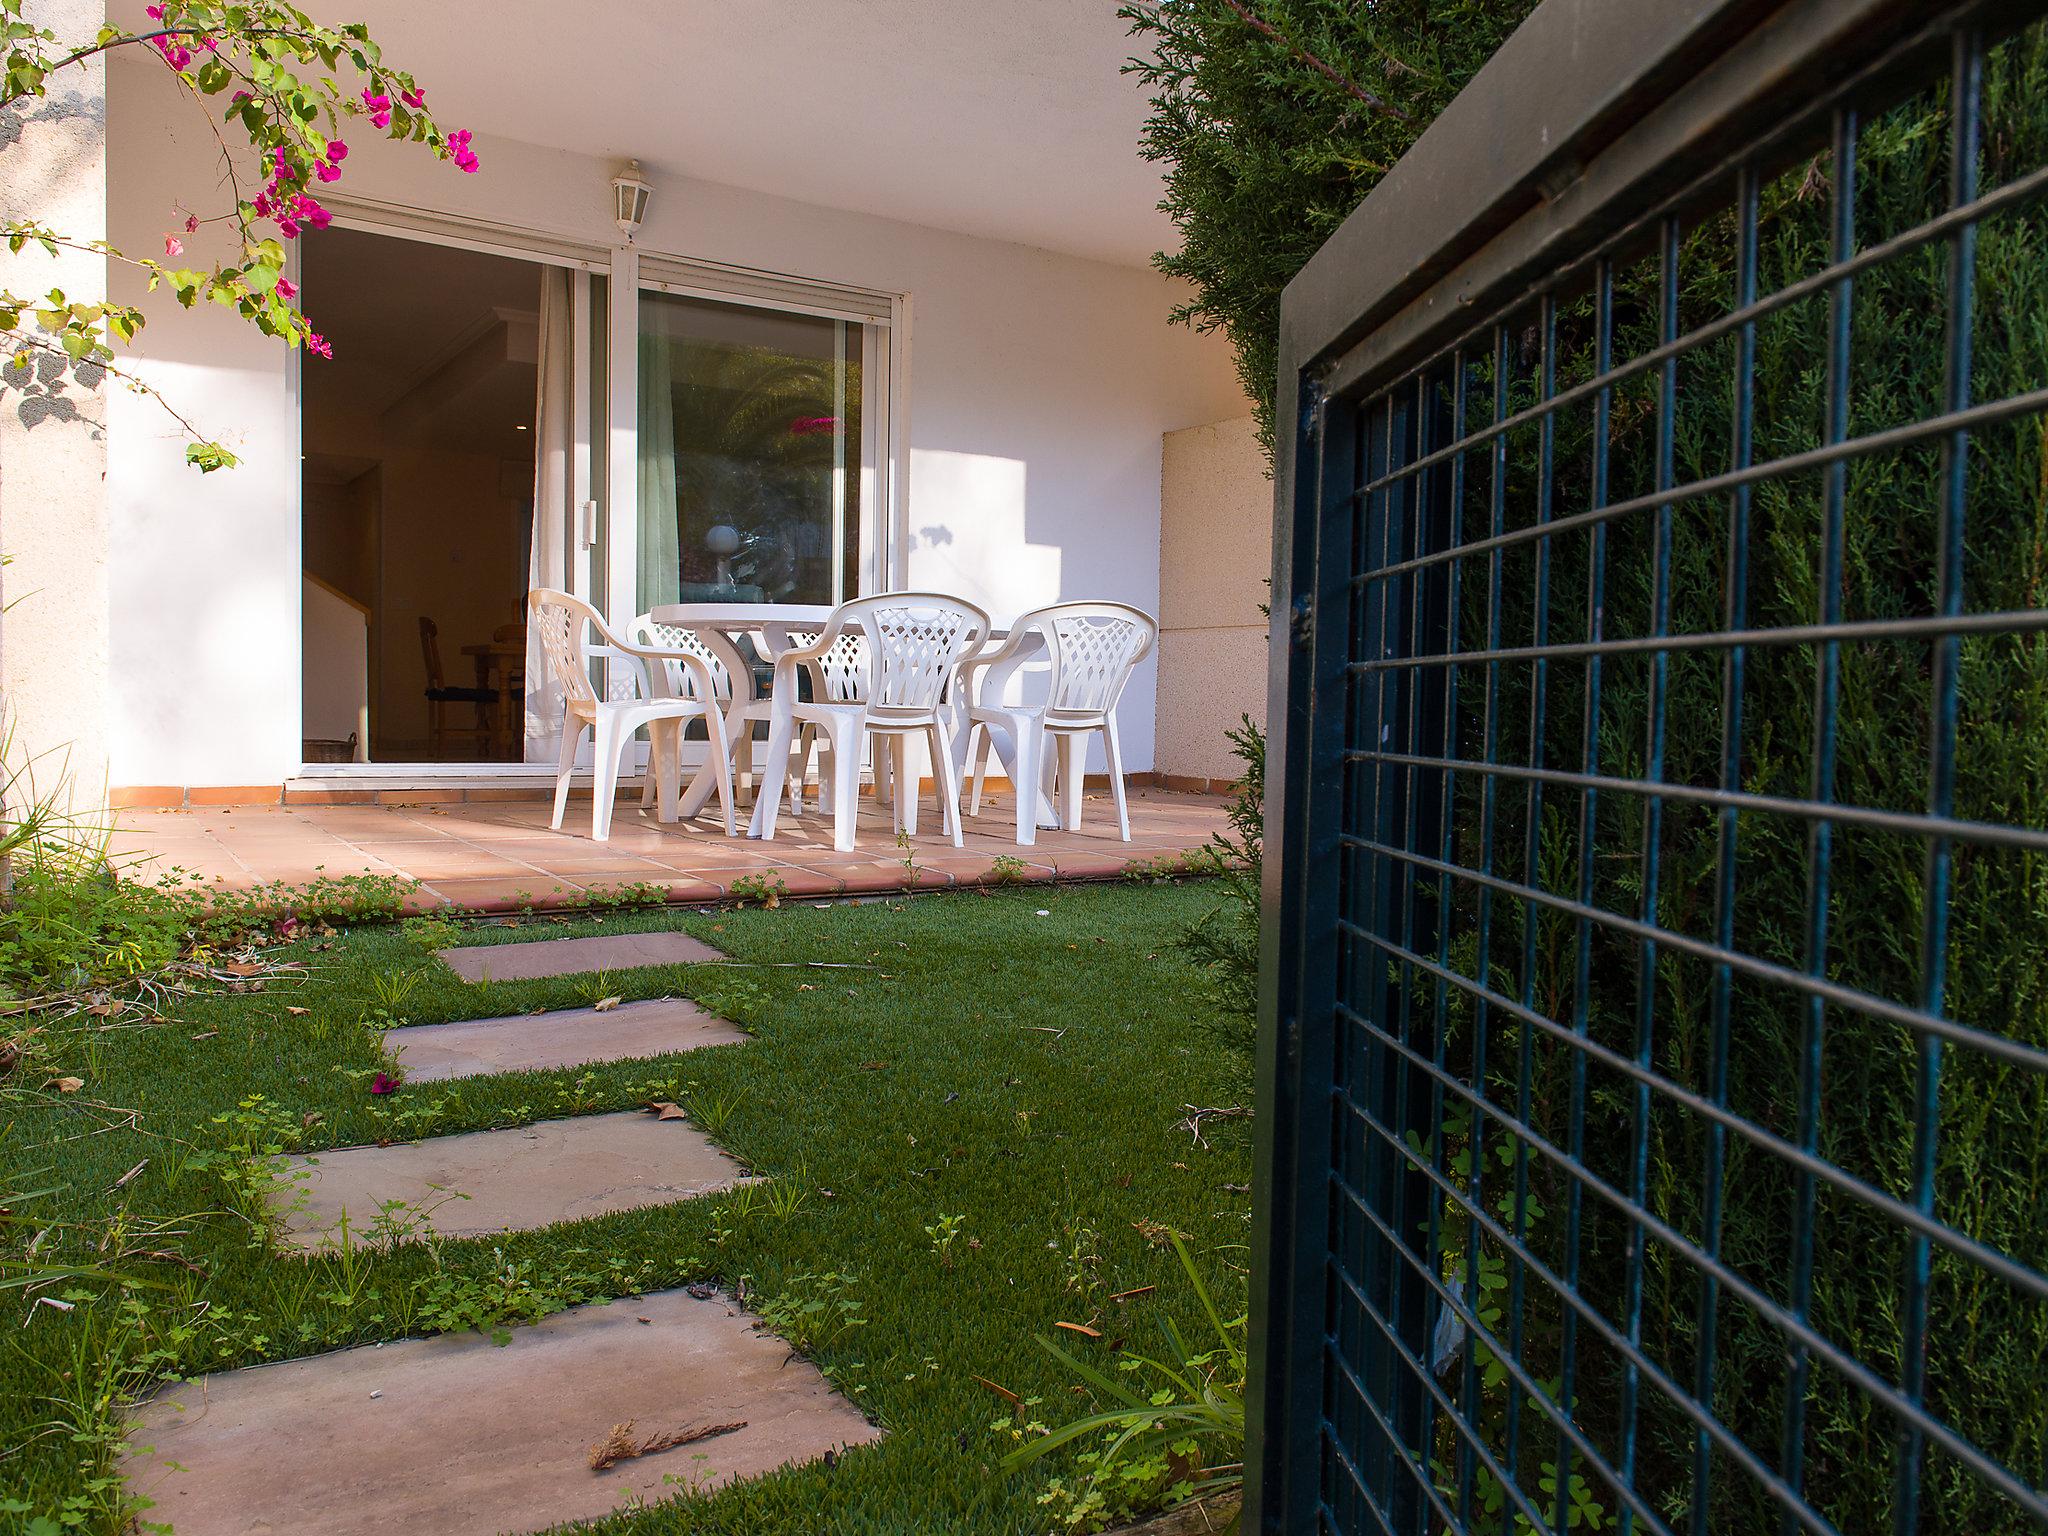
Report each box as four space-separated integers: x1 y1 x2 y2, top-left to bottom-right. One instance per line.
112 786 1228 911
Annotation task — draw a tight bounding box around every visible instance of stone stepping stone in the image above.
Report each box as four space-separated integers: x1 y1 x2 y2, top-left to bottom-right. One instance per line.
436 928 725 982
389 998 748 1082
280 1112 747 1249
123 1286 883 1536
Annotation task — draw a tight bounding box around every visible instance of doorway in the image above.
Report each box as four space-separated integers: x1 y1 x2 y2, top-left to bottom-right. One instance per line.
299 226 547 764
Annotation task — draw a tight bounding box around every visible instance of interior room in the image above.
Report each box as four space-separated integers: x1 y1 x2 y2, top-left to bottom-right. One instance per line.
300 226 542 763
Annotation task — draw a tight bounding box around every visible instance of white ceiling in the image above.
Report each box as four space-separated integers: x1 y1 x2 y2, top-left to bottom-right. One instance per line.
299 0 1176 269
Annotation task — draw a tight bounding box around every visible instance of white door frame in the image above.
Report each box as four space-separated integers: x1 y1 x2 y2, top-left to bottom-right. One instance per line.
295 199 909 781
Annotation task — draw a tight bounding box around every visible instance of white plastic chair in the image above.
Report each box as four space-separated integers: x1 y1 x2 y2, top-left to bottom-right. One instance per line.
958 601 1157 844
751 593 991 852
529 590 736 842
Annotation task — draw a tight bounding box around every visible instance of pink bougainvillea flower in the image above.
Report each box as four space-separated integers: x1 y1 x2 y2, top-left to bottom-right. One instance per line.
369 1071 399 1095
144 2 163 17
272 913 300 940
314 161 341 183
401 86 426 109
184 213 199 233
326 140 348 163
277 216 300 239
307 331 333 359
788 415 841 436
275 276 296 300
361 88 393 129
163 234 183 257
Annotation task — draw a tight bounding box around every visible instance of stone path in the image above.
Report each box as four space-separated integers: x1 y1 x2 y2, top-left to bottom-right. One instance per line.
123 920 880 1534
125 1287 883 1536
280 1111 752 1249
390 997 748 1082
436 929 725 982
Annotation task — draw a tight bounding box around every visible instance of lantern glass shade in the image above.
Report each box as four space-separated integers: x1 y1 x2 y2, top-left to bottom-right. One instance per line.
611 169 652 236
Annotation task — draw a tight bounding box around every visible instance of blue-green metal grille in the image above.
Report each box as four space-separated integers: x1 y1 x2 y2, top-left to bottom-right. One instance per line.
1264 10 2048 1535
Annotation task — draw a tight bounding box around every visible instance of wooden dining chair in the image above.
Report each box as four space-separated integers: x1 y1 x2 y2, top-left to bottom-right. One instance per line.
418 616 497 759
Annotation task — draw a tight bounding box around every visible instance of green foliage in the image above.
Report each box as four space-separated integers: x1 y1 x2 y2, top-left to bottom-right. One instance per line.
1120 0 1540 449
751 1270 867 1358
1130 7 2048 1530
1002 1233 1246 1533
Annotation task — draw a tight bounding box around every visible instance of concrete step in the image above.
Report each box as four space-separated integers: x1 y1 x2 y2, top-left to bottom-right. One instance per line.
280 1112 749 1249
389 997 747 1082
124 1286 882 1536
436 928 726 981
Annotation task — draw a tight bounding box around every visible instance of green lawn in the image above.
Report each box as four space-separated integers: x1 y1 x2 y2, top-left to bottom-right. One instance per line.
0 881 1252 1535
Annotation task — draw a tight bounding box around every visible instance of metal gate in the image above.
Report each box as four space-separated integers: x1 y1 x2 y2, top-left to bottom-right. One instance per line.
1250 1 2048 1532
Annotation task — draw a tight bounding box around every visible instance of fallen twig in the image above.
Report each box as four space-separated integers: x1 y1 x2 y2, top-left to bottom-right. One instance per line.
1175 1104 1253 1149
588 1417 747 1471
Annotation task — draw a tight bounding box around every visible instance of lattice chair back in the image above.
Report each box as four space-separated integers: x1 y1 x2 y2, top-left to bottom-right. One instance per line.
628 617 733 703
1032 602 1158 720
784 628 871 703
530 589 600 712
833 593 990 719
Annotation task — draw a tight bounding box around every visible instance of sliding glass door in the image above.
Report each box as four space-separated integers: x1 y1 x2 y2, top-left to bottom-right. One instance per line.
634 291 874 612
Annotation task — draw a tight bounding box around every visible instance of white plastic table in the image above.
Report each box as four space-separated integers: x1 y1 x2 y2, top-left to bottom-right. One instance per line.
641 602 1058 838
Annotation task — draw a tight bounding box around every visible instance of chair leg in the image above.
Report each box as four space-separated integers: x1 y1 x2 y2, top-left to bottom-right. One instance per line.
828 722 863 853
649 718 681 824
753 709 798 841
1011 724 1041 847
1103 717 1131 842
892 735 917 836
701 707 737 837
591 712 623 842
930 720 964 849
966 724 988 817
1055 732 1085 831
551 721 584 831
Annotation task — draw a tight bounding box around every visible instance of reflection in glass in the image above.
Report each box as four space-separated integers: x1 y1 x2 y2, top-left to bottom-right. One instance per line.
636 291 863 611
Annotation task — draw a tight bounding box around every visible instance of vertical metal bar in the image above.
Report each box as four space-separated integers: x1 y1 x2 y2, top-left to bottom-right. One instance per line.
1425 355 1469 1502
1554 256 1614 1535
1614 211 1681 1536
1245 365 1355 1535
1506 291 1558 1486
1895 28 1980 1533
1692 162 1760 1536
1780 108 1857 1529
1456 324 1514 1530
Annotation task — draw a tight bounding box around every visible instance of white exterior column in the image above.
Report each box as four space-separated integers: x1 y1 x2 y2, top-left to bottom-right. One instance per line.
0 0 111 810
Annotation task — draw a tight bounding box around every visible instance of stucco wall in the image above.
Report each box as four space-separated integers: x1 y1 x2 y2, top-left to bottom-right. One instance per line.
0 0 108 809
102 57 1248 788
1155 415 1270 785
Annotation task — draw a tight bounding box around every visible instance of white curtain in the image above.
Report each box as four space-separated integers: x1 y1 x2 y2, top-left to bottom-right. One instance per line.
636 327 682 613
524 267 574 763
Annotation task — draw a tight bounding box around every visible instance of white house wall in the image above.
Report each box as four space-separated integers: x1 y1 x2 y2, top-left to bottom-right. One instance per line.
104 57 1248 790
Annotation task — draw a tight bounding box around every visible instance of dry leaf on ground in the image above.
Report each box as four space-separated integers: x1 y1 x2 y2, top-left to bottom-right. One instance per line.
593 996 623 1012
588 1417 747 1471
644 1101 689 1121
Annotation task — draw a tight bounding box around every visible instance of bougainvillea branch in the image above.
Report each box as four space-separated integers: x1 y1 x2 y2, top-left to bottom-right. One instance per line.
0 0 478 468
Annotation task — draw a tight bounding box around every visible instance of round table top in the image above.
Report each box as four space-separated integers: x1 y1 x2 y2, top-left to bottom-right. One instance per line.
647 602 836 626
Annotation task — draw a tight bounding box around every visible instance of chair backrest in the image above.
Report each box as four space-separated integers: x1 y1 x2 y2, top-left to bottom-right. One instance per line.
528 589 605 711
627 617 735 702
1022 601 1158 718
418 616 445 690
831 593 990 717
784 628 871 703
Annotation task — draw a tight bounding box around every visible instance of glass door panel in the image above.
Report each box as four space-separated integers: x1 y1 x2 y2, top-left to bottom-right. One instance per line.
635 292 866 611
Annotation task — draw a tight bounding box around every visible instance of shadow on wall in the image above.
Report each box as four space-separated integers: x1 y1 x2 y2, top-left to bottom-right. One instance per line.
904 448 1058 617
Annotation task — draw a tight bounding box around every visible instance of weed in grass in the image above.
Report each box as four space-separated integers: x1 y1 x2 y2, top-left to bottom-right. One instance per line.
684 1084 747 1139
573 969 622 1008
751 1270 866 1358
195 1093 309 1244
728 872 787 909
553 1069 604 1117
988 854 1029 885
1055 1218 1104 1301
1003 1234 1247 1533
925 1212 968 1268
414 1246 658 1347
896 830 922 885
399 914 461 952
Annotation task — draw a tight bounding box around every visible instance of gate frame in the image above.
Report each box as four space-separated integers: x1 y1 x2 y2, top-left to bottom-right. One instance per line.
1247 0 2045 1529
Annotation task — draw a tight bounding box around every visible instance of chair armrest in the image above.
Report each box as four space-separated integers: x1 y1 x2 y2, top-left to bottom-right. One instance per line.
587 643 656 702
955 627 1035 698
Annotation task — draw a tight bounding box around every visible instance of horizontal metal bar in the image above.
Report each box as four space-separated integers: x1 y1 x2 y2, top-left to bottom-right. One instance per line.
1355 383 2048 581
1348 158 2048 490
1335 844 2048 1074
1345 608 2048 670
1343 749 2048 857
1334 916 2048 1302
1328 999 2048 1522
1332 1142 1843 1536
